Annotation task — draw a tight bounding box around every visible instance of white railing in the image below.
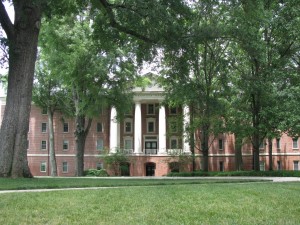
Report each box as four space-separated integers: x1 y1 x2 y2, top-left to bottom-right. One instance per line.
145 149 157 155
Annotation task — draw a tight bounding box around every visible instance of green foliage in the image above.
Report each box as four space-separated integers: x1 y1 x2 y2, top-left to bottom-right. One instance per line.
83 169 109 177
102 151 130 176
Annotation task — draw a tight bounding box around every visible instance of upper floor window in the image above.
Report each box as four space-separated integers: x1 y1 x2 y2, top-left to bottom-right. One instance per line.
293 137 298 149
124 119 132 133
97 139 104 151
169 107 177 115
218 139 223 150
169 121 178 133
63 140 69 151
276 138 281 150
97 122 103 133
124 138 133 150
63 122 69 133
147 104 155 115
170 137 179 149
42 108 47 115
41 140 47 151
147 118 155 133
41 122 47 133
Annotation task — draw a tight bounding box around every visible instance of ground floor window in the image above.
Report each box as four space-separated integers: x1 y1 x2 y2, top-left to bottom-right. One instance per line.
259 161 265 171
96 162 103 170
277 161 281 171
62 162 68 173
40 161 47 172
169 162 180 173
293 161 299 171
120 162 130 176
219 161 224 172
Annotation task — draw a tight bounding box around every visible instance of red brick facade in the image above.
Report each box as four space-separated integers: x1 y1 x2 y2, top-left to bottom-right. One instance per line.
1 96 300 177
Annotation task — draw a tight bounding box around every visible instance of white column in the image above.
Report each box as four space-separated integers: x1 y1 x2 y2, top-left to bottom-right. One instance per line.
110 107 118 153
134 102 142 154
158 105 167 154
183 105 191 153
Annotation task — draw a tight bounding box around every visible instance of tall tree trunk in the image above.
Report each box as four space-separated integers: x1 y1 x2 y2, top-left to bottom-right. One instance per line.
48 108 57 176
268 137 273 171
201 126 209 172
75 115 92 176
0 1 41 177
189 104 195 172
235 134 243 171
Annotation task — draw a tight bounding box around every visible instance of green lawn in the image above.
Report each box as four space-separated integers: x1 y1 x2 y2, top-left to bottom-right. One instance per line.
0 177 265 190
0 181 299 224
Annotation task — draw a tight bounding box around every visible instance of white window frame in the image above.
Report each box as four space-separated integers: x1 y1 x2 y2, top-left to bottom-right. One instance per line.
97 139 104 151
62 162 68 173
63 140 69 151
147 118 156 133
124 137 133 150
124 118 133 133
292 137 298 149
41 140 47 151
63 122 69 133
41 122 47 133
40 161 47 172
147 104 155 115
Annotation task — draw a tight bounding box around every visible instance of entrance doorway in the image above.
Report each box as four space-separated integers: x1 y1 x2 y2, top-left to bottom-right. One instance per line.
145 162 156 176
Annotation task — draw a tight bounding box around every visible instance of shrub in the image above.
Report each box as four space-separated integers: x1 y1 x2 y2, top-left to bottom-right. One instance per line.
167 170 300 177
84 169 109 177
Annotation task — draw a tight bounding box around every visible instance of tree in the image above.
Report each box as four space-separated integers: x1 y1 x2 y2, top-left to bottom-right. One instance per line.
39 12 136 176
228 0 300 171
0 0 86 177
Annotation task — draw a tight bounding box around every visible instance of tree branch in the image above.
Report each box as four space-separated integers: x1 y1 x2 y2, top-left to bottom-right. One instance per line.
0 2 14 39
98 0 156 44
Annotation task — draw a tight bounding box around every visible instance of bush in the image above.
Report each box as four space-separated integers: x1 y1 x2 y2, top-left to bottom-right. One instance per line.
167 170 300 177
84 169 109 177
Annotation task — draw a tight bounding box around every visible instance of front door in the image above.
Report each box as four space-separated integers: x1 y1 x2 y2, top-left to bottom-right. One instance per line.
145 141 157 154
146 163 156 176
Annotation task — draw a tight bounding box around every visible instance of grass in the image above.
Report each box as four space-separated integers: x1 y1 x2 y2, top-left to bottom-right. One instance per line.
0 177 266 191
0 182 299 224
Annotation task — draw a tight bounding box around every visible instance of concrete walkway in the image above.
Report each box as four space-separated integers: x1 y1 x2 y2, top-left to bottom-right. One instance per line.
0 176 299 194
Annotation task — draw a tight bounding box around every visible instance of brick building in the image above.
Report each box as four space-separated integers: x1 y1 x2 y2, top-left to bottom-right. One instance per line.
0 82 300 176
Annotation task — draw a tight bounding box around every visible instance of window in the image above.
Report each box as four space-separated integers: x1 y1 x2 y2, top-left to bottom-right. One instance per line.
219 161 224 172
42 108 47 115
63 123 69 133
41 140 47 150
169 121 178 133
63 140 69 151
97 139 104 151
26 140 29 150
41 122 47 133
97 122 103 132
96 162 103 170
62 162 68 173
169 162 179 173
147 104 155 115
277 161 281 171
124 138 133 150
259 139 265 149
147 118 156 133
218 139 223 150
40 162 47 172
292 137 298 149
170 137 178 149
293 161 299 171
169 107 177 115
259 161 265 171
276 138 281 150
124 119 132 133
